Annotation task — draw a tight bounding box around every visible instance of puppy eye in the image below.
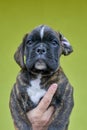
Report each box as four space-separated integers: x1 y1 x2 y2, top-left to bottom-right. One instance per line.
26 40 33 45
52 40 58 46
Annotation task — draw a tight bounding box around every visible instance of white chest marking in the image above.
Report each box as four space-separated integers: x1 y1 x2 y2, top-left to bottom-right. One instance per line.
40 26 45 39
27 75 46 104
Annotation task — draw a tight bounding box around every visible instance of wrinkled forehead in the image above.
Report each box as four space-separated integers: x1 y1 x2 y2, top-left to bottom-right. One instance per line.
27 25 58 40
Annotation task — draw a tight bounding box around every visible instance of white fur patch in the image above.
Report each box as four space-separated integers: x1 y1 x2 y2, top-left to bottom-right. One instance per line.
35 60 47 70
62 37 70 46
40 26 45 39
27 75 46 104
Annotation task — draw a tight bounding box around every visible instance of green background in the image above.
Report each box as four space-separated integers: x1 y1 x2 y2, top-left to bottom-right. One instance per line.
0 0 87 130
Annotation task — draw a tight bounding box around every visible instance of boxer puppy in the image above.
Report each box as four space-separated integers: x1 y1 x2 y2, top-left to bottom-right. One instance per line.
9 25 74 130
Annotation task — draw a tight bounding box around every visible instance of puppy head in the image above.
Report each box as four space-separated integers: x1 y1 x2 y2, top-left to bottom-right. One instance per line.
14 25 73 75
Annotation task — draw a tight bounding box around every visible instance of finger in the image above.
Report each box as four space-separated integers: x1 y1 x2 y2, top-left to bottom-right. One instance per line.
41 106 55 126
37 84 58 113
44 106 54 119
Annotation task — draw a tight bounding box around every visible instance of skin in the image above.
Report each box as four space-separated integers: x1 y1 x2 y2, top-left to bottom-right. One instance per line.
14 84 58 130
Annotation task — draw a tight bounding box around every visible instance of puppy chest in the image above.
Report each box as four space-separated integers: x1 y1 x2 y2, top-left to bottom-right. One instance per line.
27 75 46 104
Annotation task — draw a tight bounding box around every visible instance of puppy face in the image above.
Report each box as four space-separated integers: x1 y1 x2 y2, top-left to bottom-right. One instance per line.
25 25 61 74
14 25 73 75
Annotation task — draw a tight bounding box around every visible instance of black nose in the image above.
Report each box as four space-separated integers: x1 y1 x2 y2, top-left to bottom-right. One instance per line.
36 47 46 55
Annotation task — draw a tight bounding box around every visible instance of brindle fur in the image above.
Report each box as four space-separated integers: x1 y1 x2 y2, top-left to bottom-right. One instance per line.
9 25 74 130
9 67 74 130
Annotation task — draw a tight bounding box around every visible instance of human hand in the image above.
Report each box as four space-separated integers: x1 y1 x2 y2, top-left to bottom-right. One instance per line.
26 83 58 130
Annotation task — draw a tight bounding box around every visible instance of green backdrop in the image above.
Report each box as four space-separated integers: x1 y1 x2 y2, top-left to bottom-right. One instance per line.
0 0 87 130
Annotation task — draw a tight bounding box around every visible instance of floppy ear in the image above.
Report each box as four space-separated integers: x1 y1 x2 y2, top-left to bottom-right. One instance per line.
14 34 28 68
59 33 73 56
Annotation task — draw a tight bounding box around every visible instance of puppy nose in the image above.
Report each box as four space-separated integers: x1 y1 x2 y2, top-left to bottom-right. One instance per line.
36 47 46 55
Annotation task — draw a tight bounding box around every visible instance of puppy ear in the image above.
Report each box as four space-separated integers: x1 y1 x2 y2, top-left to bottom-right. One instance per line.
59 33 73 56
14 34 28 68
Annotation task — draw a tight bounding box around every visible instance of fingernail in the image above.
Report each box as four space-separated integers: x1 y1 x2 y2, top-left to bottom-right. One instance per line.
51 83 58 90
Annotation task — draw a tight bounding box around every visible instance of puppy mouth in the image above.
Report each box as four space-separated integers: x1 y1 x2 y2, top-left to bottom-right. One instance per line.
35 59 47 70
26 55 58 74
